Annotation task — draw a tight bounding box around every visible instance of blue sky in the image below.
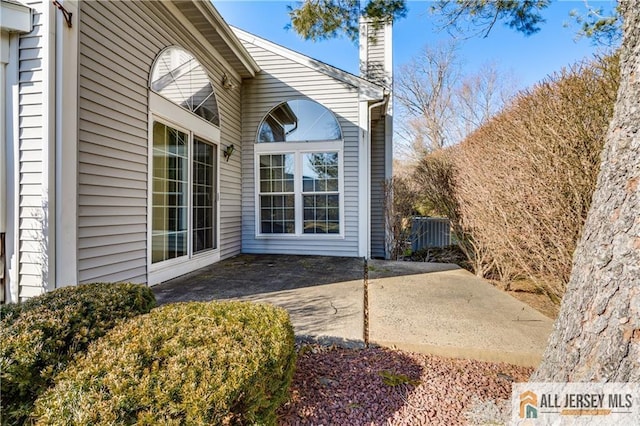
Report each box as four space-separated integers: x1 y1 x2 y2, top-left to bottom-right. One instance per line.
213 0 616 91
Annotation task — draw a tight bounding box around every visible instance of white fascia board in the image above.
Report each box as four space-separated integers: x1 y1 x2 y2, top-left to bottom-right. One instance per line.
161 1 244 82
360 84 385 101
233 26 385 100
0 0 32 33
194 0 260 77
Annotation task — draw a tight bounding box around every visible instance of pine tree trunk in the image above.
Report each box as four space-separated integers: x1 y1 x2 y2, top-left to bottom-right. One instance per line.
532 3 639 382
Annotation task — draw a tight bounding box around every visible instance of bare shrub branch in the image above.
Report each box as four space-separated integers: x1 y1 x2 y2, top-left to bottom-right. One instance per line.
383 176 419 260
452 53 620 299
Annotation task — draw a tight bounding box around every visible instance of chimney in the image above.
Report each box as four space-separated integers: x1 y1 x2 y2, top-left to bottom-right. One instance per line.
359 17 392 89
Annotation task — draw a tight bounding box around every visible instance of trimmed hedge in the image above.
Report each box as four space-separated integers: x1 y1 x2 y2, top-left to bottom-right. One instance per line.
32 301 296 426
0 283 156 425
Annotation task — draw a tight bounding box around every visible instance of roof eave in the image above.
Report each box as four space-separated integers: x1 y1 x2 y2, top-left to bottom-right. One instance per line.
194 1 261 77
233 26 385 99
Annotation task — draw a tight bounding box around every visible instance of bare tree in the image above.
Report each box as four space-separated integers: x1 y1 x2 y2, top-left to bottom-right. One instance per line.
395 42 459 156
383 177 418 260
395 43 516 159
455 62 518 139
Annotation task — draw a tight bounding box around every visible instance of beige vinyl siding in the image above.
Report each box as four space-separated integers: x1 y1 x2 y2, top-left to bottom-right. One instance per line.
77 1 243 284
17 1 47 300
370 117 386 258
362 22 388 87
240 42 361 257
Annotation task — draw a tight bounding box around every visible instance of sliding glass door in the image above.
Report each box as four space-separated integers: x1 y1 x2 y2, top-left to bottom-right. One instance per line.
152 121 217 265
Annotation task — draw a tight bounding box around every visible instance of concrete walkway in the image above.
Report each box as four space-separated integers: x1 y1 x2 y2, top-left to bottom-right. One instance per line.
152 254 553 367
367 260 553 366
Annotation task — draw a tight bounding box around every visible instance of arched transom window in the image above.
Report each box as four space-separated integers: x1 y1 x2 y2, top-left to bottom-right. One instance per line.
255 99 343 237
258 99 342 143
150 46 220 126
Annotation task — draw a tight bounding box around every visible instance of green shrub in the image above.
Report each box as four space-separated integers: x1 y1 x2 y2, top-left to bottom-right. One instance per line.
0 302 22 325
0 283 156 425
32 301 297 426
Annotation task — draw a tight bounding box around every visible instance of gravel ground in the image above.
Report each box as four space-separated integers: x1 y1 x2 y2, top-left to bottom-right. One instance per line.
277 345 533 425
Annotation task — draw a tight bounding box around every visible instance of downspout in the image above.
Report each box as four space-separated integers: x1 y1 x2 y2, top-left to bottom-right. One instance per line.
367 95 388 259
368 97 388 117
1 35 7 302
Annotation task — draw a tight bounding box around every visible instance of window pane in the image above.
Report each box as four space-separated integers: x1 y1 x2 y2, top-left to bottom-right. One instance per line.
302 152 339 194
303 195 340 234
260 195 295 234
193 137 216 253
257 150 340 236
258 154 294 194
302 153 339 234
150 47 220 126
152 122 188 263
257 100 342 143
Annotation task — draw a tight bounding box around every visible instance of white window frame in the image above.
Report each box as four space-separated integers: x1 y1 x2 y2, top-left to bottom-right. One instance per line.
254 141 345 239
147 92 221 285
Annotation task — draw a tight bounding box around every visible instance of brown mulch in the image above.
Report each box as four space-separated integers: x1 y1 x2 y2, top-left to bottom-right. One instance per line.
278 345 532 425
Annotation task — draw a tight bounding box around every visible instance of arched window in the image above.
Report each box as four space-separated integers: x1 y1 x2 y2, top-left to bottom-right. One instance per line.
254 99 343 236
257 99 341 143
150 46 220 126
148 47 221 284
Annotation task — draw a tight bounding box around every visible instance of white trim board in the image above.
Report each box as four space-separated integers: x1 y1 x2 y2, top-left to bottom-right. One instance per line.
44 0 56 291
55 0 79 287
0 0 32 33
357 100 369 258
4 27 21 302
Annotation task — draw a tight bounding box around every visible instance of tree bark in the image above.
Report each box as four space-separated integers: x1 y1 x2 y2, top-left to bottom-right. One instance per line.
532 3 639 382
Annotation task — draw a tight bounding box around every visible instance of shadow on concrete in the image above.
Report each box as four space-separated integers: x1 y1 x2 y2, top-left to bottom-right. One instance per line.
152 254 365 342
151 253 552 366
367 259 461 279
152 254 364 304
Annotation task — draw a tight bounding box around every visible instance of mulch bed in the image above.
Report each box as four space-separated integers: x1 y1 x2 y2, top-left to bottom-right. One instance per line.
278 345 532 425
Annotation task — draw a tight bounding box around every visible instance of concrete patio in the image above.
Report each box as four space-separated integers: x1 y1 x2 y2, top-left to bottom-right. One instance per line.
152 254 553 367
